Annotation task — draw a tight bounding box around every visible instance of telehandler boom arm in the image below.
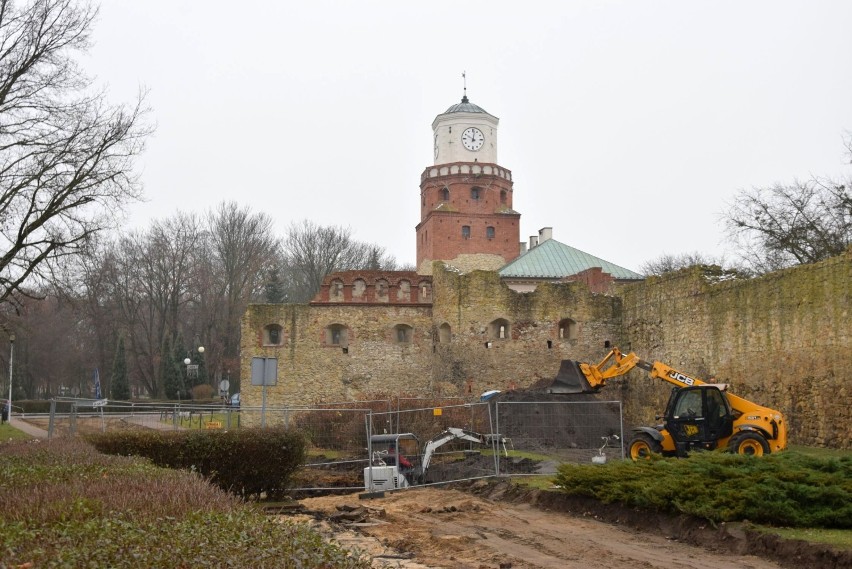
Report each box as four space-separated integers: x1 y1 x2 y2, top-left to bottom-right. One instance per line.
578 348 707 391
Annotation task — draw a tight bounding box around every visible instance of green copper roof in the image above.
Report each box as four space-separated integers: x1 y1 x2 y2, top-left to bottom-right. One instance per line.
445 95 488 114
499 238 643 280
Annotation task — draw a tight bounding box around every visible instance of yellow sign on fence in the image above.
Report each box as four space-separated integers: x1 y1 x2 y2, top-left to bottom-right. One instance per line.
205 421 223 429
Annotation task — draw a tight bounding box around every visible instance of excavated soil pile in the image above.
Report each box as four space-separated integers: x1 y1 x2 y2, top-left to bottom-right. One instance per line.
488 387 624 471
424 453 539 483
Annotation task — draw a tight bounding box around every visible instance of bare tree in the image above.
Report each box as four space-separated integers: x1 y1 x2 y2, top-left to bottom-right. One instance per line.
104 214 203 396
0 0 152 306
639 252 744 277
844 130 852 164
282 220 403 302
722 177 851 274
14 292 89 398
201 201 279 383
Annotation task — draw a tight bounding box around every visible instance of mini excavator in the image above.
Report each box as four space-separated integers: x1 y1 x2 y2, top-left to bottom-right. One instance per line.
364 427 507 491
548 347 788 459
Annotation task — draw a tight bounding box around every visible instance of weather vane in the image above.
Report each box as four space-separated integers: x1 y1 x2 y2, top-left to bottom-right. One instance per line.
462 71 468 102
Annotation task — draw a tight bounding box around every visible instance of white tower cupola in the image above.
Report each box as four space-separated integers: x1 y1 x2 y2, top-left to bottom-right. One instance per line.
431 93 499 165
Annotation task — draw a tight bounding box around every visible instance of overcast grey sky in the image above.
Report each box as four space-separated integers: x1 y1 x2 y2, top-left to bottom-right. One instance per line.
86 1 852 273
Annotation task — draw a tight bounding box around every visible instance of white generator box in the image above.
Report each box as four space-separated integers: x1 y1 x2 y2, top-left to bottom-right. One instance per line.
364 465 410 491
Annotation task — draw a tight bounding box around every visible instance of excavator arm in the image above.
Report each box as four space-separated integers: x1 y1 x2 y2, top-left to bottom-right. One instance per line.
421 427 505 474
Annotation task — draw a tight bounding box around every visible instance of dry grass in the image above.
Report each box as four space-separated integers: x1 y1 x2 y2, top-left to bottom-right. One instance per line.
0 438 370 568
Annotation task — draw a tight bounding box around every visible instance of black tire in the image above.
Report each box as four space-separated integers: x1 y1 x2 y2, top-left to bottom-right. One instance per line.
628 433 662 460
728 431 770 456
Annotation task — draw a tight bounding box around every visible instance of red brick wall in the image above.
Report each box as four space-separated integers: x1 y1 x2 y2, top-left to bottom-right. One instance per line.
416 164 520 268
311 270 433 305
564 267 615 294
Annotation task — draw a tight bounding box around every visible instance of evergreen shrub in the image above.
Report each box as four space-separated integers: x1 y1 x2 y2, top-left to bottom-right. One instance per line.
553 451 852 528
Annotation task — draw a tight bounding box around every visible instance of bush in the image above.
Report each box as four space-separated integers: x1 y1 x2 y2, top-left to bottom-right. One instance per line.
191 383 215 400
85 427 307 499
552 451 852 528
0 438 369 568
15 399 70 414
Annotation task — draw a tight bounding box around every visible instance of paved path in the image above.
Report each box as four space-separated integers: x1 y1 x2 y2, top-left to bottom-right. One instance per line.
8 416 49 439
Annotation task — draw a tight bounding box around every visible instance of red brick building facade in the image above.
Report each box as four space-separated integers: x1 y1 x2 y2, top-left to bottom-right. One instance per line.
416 162 520 271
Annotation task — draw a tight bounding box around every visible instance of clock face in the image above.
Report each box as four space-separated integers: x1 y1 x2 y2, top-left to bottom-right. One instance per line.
461 127 484 151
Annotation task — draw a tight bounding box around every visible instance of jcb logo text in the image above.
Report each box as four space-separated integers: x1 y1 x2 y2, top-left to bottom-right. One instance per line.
667 371 695 386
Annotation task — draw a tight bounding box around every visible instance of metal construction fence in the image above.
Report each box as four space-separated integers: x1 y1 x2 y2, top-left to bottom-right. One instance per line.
367 402 499 486
41 396 624 491
496 400 624 476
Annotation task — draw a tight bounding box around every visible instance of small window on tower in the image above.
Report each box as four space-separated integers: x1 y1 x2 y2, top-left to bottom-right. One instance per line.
462 226 471 239
442 187 449 201
500 190 507 204
486 226 495 240
471 187 481 200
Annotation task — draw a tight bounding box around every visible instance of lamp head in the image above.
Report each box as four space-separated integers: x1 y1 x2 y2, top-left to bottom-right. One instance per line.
183 357 191 365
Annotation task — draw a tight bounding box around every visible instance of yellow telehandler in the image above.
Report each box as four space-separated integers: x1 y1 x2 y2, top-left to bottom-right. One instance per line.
548 346 788 459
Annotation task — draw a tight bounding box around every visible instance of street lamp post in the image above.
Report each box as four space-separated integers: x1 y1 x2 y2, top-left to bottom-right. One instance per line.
183 344 205 399
7 334 14 423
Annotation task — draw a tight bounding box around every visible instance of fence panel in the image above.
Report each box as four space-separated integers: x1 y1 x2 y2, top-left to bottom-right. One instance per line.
39 397 625 492
43 399 243 437
496 400 623 476
367 402 500 488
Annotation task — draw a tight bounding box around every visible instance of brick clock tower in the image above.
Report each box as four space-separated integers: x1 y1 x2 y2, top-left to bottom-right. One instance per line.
415 92 520 274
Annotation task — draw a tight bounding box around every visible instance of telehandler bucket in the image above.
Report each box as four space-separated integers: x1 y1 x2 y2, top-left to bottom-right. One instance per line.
546 360 596 394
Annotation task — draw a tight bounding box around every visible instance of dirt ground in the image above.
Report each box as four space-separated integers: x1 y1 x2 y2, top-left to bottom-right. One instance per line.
288 480 850 569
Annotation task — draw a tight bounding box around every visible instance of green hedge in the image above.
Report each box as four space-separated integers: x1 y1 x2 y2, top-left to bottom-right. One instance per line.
85 427 306 499
553 451 852 528
14 399 70 414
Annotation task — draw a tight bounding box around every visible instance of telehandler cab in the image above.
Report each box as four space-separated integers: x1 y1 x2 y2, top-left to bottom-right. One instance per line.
548 347 787 459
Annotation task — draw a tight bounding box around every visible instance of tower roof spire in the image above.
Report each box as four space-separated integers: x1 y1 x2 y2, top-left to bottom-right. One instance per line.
461 70 468 103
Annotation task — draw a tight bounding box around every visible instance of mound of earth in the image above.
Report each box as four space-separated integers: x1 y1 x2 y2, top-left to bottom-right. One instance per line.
289 481 851 569
455 478 851 569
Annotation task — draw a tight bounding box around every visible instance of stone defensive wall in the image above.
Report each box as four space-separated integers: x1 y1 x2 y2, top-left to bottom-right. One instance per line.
240 250 850 447
428 265 625 395
619 248 851 449
240 303 434 411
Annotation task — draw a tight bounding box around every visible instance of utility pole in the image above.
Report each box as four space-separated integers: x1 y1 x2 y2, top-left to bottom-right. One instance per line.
7 334 15 423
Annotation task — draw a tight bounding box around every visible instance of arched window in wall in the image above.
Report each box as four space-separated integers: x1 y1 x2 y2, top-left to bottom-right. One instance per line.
352 279 366 300
418 281 432 302
394 324 413 343
470 187 481 200
486 226 495 240
558 318 578 341
263 324 283 346
441 187 449 201
330 279 344 302
500 189 507 204
461 226 471 240
438 323 451 343
488 318 511 340
325 324 348 346
397 280 411 302
376 279 389 302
